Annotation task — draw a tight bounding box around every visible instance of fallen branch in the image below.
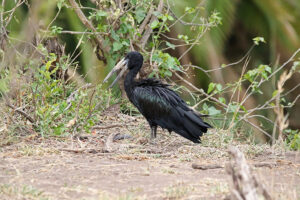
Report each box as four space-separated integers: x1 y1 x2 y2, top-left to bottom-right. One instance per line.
192 163 223 170
6 103 35 124
92 124 123 130
253 162 277 168
59 148 108 154
192 162 278 171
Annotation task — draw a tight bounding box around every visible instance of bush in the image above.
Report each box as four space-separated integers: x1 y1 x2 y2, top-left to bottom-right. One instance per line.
286 129 300 150
1 50 117 137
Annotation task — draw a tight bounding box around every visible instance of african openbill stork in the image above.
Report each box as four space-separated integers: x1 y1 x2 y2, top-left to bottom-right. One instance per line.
103 51 212 143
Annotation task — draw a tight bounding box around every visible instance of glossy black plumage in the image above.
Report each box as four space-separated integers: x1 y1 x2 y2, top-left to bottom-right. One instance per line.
110 51 212 143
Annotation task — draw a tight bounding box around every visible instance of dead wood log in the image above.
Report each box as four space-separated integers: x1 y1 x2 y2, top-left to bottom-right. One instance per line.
226 146 272 200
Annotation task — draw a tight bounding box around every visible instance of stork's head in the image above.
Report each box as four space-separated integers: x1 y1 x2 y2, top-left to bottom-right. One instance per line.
103 51 143 87
125 51 143 70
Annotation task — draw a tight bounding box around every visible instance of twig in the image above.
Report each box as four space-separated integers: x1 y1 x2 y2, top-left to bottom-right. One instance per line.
59 30 107 35
4 0 24 28
182 45 255 73
243 118 272 138
168 6 213 27
174 72 229 109
0 0 5 28
178 26 208 61
6 102 35 124
64 83 93 111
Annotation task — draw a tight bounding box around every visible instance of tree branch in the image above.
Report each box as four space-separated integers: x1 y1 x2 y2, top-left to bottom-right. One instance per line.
68 0 110 54
140 0 164 49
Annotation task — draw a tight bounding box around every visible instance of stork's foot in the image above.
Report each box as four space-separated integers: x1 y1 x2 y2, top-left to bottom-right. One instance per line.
149 138 158 145
150 125 157 139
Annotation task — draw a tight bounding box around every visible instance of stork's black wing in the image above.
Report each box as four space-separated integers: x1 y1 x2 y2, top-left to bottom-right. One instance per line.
131 78 211 143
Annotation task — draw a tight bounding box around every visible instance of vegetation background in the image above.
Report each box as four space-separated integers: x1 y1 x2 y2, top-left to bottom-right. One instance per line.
0 0 300 146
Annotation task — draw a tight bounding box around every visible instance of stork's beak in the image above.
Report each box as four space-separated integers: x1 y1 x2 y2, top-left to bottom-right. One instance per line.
103 58 128 88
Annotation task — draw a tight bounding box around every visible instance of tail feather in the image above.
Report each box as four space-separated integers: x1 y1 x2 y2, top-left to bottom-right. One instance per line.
153 107 212 143
180 110 212 143
185 111 212 129
176 129 201 143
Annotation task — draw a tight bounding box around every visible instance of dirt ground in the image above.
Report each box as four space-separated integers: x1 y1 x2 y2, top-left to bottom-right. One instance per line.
0 113 299 200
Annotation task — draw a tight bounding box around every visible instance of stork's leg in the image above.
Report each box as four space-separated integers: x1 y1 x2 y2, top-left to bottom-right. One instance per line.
151 126 157 139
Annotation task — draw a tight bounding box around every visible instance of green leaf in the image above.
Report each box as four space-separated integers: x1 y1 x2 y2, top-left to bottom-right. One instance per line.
265 65 272 73
164 70 172 77
148 71 156 78
122 40 130 46
167 15 174 21
166 41 175 49
292 61 300 72
216 84 222 92
57 0 65 9
97 24 108 32
50 26 62 35
228 103 239 113
240 105 248 113
153 11 161 17
207 83 215 94
112 42 123 52
209 11 222 25
219 97 226 104
184 7 195 14
150 20 159 29
272 90 278 97
202 103 209 114
96 10 107 17
0 79 8 92
253 37 266 45
208 106 221 115
130 0 137 5
161 15 168 22
135 7 146 23
111 30 120 41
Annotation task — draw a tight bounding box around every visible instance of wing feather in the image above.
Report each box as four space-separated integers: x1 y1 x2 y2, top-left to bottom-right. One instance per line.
131 78 211 143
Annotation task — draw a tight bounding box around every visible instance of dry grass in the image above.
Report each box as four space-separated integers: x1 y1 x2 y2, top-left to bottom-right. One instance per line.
0 113 299 200
0 184 51 200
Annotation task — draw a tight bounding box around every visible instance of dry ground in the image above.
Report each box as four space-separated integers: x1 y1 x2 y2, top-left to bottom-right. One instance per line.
0 113 299 200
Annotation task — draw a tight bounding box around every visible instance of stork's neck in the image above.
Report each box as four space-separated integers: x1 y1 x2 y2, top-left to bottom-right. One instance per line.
124 66 140 98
